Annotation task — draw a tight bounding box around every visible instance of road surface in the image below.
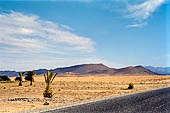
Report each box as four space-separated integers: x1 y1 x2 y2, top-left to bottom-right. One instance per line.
42 87 170 113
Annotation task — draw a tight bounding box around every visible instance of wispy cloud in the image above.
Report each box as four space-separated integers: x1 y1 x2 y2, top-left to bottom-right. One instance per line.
0 11 97 70
99 0 166 28
127 0 166 21
0 11 95 53
126 22 147 28
0 54 106 71
121 0 167 28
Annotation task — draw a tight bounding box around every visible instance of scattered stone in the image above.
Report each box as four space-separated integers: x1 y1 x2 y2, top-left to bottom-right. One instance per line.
43 101 49 105
58 89 61 91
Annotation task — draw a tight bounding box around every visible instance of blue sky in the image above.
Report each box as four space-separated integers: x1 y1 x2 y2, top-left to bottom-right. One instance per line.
0 0 169 71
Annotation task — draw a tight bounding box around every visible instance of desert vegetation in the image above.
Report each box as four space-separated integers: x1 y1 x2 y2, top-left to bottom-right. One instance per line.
43 71 57 98
128 83 134 89
0 75 11 82
18 72 24 86
15 77 21 81
25 71 35 86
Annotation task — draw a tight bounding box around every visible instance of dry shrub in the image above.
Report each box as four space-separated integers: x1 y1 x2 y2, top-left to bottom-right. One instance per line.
128 83 134 89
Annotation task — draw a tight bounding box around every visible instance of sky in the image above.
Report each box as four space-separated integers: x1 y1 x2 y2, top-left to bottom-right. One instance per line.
0 0 169 71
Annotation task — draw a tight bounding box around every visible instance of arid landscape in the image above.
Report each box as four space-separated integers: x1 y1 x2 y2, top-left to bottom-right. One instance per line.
0 75 170 113
0 1 169 113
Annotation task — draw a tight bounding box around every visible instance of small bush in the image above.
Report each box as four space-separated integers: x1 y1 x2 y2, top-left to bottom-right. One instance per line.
0 77 2 81
24 75 32 81
0 75 11 81
15 77 21 81
128 83 134 89
25 71 35 86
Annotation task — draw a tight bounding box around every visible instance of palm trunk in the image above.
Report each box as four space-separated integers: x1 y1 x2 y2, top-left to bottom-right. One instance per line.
43 83 52 98
19 80 22 86
30 80 32 86
18 72 23 86
19 76 22 86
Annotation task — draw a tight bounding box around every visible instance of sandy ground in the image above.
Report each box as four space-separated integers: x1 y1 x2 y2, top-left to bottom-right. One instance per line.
0 75 170 113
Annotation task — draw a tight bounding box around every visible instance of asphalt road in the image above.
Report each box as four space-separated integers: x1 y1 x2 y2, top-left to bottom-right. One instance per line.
42 87 170 113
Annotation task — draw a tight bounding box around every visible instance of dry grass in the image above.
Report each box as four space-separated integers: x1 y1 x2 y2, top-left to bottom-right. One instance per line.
0 75 170 113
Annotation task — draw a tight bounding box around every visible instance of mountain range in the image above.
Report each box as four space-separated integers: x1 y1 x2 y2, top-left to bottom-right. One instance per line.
0 63 161 77
145 66 170 75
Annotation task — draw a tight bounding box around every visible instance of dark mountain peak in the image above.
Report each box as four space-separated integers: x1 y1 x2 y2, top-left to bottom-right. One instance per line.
124 66 134 69
78 63 108 67
51 63 112 75
135 65 145 68
114 65 158 75
121 65 145 70
119 66 135 71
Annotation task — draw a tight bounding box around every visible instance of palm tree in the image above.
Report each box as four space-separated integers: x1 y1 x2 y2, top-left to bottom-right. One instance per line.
18 72 24 86
26 71 35 86
43 71 57 98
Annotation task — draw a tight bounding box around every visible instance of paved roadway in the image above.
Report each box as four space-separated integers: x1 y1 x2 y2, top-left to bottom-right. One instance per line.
42 87 170 113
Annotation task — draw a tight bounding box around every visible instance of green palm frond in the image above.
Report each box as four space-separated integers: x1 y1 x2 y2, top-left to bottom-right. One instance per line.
43 71 57 98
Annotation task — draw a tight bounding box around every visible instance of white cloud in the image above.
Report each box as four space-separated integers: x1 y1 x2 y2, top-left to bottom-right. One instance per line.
0 11 97 70
126 22 147 28
123 0 167 28
0 11 95 53
60 24 74 31
20 28 34 34
0 54 106 71
0 51 123 71
99 0 166 28
128 0 166 20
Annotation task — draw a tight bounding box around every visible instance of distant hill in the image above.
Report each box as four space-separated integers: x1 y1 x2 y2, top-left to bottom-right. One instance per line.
0 69 48 77
145 66 170 75
34 69 48 75
51 64 157 75
51 63 116 75
0 64 159 77
0 71 18 77
114 66 158 75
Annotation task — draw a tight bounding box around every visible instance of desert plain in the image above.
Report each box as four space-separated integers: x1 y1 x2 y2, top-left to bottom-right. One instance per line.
0 75 170 113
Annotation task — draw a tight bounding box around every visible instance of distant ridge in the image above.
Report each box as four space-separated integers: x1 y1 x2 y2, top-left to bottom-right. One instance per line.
145 66 170 75
113 66 158 75
0 63 159 77
0 71 18 77
51 63 117 75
